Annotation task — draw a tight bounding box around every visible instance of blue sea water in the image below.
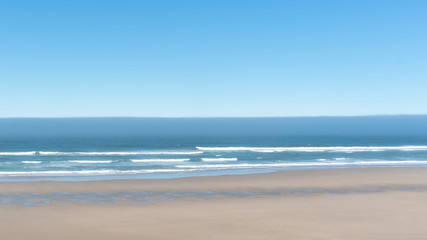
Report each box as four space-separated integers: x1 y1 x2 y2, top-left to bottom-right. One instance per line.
1 116 427 181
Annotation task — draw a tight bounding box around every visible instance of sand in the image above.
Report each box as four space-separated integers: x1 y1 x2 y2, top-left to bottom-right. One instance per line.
1 167 427 239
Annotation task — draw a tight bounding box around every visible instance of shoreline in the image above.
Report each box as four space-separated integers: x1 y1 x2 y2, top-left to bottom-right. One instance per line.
2 167 427 193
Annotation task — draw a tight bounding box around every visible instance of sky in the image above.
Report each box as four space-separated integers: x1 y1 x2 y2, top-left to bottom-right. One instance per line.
0 0 426 117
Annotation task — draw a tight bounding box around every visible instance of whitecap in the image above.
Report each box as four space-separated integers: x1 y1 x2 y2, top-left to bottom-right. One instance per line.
39 151 203 156
68 160 113 164
130 159 190 163
0 151 36 156
201 158 238 162
196 146 427 152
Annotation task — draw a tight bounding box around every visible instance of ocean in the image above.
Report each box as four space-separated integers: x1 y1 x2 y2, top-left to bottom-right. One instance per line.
1 116 427 181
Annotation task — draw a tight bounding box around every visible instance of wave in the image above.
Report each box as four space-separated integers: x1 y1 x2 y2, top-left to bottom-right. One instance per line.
39 151 203 156
0 151 37 156
0 169 198 177
21 161 41 164
196 146 427 153
201 158 238 162
176 160 427 169
68 160 113 164
130 159 190 163
334 158 349 161
0 151 202 156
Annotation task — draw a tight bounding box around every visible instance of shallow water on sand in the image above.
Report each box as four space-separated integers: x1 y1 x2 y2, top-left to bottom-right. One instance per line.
2 186 427 208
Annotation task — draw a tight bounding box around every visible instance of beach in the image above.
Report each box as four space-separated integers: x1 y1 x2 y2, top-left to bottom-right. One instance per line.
2 167 427 239
2 0 427 238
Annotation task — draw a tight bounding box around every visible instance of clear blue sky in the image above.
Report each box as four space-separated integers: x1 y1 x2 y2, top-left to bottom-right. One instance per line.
1 0 426 117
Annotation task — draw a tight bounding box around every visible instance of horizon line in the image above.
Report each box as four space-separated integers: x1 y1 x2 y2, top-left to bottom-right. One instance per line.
1 114 427 119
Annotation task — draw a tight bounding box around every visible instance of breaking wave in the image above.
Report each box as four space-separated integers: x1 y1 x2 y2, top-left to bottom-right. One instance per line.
196 146 427 153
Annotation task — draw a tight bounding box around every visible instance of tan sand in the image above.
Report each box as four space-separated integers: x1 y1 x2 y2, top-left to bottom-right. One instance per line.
1 167 427 239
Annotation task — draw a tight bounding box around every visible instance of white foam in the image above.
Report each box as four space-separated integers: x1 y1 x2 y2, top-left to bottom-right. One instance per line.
68 160 113 164
252 150 278 153
334 158 348 161
0 151 36 156
201 158 238 162
39 151 203 156
22 161 41 164
0 169 197 177
196 146 427 152
176 160 427 169
130 159 190 163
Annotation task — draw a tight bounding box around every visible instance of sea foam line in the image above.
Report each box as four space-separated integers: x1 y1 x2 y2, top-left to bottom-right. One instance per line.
176 160 427 169
0 169 198 176
0 151 37 156
68 160 113 164
131 159 190 163
39 151 203 156
196 146 427 152
21 161 41 164
201 158 238 162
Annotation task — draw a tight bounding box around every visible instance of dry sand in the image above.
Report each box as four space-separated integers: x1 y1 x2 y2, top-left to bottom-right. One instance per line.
1 167 427 239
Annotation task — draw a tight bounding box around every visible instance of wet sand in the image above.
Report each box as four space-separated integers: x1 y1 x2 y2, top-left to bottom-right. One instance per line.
1 167 427 239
